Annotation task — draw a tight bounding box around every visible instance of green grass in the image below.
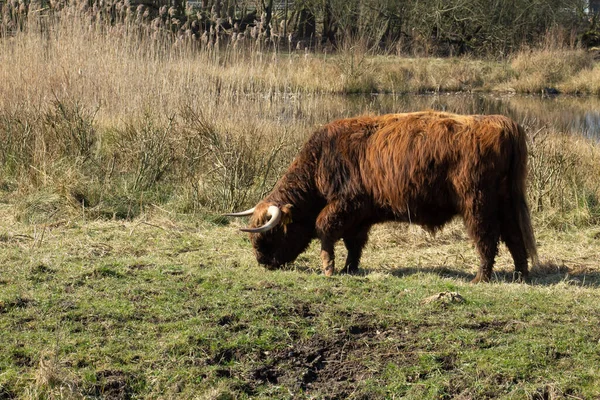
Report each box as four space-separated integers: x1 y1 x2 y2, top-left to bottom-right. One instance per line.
2 206 600 399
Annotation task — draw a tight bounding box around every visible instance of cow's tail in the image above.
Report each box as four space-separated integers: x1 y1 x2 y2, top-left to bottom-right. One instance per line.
511 121 539 267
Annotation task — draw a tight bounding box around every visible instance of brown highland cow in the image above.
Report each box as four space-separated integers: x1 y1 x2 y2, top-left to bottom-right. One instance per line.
227 111 538 283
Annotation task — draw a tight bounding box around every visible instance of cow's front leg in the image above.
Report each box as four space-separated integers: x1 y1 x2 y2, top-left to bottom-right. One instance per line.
320 239 335 276
316 201 348 276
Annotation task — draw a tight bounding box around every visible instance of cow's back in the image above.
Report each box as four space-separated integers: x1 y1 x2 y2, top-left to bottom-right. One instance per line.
358 112 520 227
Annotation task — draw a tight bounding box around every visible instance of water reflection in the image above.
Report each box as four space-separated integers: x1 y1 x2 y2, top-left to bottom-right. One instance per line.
339 93 600 140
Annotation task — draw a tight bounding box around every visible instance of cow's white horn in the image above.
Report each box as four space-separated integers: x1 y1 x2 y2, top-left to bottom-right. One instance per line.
224 207 256 217
241 205 281 233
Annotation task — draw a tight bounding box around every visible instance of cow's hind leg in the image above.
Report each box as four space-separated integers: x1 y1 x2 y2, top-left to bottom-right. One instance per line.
464 193 500 283
469 227 500 283
500 203 529 283
342 226 370 274
316 202 345 276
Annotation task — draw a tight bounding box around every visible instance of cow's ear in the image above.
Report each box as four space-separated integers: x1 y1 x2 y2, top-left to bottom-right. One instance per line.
281 204 293 226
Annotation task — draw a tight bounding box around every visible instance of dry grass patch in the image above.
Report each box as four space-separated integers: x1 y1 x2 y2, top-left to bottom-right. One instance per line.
508 48 595 93
528 131 600 224
561 63 600 95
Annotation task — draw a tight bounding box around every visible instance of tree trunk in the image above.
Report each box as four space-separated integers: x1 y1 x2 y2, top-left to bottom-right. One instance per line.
322 0 337 46
261 0 274 37
297 5 316 43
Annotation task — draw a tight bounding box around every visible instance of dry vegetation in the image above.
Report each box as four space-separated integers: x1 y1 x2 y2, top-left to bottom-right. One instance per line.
1 5 599 223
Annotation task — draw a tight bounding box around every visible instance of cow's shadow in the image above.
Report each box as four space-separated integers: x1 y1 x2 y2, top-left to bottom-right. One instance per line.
346 261 600 288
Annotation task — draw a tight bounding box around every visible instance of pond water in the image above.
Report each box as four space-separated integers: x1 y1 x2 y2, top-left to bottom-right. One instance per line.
337 93 600 140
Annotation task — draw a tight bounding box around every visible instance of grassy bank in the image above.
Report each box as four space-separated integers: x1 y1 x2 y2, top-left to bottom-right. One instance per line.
1 206 600 399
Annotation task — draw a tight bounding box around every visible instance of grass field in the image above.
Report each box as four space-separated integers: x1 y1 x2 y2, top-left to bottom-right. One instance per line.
2 203 600 399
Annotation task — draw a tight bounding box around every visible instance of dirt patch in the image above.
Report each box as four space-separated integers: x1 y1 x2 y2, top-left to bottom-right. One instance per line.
251 334 367 398
463 320 508 331
0 296 32 313
126 263 154 272
248 320 412 398
0 385 17 400
292 302 316 318
90 370 133 400
10 346 33 367
217 314 238 326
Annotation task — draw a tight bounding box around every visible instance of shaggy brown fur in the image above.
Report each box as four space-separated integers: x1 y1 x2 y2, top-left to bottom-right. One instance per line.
241 111 538 283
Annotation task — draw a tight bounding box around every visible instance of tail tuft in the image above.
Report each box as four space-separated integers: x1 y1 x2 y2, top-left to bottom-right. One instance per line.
512 121 539 267
518 198 539 267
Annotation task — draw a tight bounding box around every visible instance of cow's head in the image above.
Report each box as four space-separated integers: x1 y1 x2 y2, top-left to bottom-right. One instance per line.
226 202 315 269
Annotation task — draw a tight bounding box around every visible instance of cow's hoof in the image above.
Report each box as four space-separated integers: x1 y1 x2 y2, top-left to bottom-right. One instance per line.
513 273 530 284
470 274 490 284
341 266 360 275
